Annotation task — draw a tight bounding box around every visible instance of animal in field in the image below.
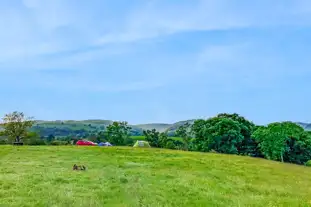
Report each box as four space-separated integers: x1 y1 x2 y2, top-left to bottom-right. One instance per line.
73 164 86 171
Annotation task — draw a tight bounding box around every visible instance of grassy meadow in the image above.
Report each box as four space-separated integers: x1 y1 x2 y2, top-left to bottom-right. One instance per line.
1 145 311 206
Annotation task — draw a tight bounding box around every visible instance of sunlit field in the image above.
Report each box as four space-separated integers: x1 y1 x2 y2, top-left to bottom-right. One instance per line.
1 146 311 207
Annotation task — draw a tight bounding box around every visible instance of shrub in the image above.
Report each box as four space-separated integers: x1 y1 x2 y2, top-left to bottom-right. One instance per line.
165 141 176 149
0 139 7 145
124 137 134 146
50 140 69 145
27 139 46 145
306 160 311 167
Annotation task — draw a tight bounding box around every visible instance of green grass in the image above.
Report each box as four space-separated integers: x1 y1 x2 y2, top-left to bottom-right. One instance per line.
1 146 311 206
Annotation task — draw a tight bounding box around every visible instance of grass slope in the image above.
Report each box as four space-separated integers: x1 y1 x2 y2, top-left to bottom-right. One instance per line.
1 146 311 207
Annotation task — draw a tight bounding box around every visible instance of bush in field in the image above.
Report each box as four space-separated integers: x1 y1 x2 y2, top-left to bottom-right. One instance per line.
50 140 69 145
0 139 7 145
27 139 46 145
124 137 134 146
24 132 46 145
165 140 175 149
306 160 311 167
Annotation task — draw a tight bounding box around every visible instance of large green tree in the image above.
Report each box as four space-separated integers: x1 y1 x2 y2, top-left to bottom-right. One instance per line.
106 121 131 145
1 111 35 143
252 122 306 162
191 113 258 155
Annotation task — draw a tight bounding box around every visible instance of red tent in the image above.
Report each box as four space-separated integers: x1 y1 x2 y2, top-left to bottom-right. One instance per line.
76 140 97 146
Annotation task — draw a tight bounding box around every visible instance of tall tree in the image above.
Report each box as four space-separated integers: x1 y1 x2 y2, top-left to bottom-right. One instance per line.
1 111 35 143
252 122 304 162
176 123 191 150
143 129 160 147
106 121 131 145
159 132 168 148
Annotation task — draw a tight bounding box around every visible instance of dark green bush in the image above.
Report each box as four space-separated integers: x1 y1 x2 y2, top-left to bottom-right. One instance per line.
306 160 311 167
124 137 134 146
50 140 69 145
0 139 7 145
165 141 176 149
27 139 46 145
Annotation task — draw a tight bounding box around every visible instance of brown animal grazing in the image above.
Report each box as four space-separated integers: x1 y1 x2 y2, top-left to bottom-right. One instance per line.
73 164 86 171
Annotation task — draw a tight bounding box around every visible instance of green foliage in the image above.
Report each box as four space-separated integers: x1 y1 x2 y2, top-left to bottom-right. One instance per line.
252 122 306 162
106 121 131 145
143 129 169 148
27 139 46 145
143 129 160 147
165 140 176 149
191 114 260 156
176 123 191 150
1 111 35 143
305 160 311 167
50 140 69 145
217 113 258 156
124 137 135 146
159 132 168 148
206 118 244 154
283 131 311 165
46 134 55 143
23 132 45 145
0 139 7 145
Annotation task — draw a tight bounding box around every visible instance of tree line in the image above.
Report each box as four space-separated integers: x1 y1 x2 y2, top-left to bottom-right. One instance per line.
1 111 311 166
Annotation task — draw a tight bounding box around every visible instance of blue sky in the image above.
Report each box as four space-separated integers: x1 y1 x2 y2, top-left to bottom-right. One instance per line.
1 0 311 124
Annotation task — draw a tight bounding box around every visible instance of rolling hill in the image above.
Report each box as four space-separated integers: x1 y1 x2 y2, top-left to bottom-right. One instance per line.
29 119 195 137
1 118 310 138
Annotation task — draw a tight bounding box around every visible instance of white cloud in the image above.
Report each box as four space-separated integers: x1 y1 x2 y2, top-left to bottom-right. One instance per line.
0 0 310 64
97 0 311 46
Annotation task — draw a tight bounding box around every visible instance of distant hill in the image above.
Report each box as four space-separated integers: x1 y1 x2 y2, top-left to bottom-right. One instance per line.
2 119 310 137
296 122 311 131
135 123 171 132
28 119 196 137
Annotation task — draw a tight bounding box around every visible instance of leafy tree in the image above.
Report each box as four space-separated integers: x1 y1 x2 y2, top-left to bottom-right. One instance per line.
106 121 131 145
283 131 311 165
143 129 160 147
191 113 260 155
206 118 244 154
1 111 35 143
191 119 207 141
159 132 168 148
252 122 305 162
176 123 191 150
217 113 258 156
95 131 108 143
191 116 244 154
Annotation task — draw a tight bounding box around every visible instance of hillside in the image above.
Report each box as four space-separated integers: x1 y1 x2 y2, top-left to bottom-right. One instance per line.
135 123 171 132
30 119 195 137
2 118 310 137
1 145 311 206
297 122 311 131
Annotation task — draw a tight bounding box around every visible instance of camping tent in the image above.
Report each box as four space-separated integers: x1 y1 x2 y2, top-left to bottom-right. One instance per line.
133 140 151 148
98 142 113 147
